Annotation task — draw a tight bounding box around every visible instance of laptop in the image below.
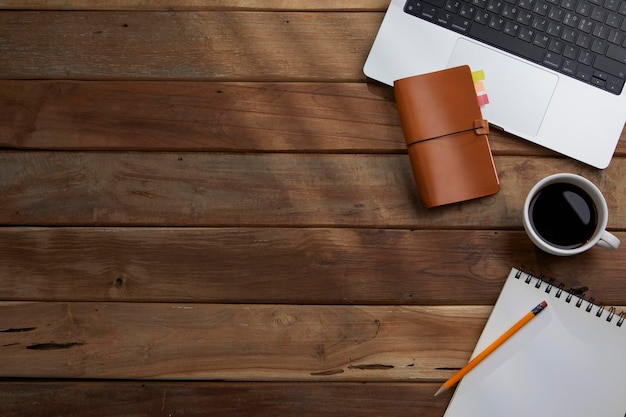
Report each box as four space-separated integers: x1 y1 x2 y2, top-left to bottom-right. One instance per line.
364 0 626 169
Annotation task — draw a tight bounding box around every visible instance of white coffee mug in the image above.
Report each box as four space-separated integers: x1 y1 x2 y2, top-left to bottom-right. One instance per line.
523 173 620 256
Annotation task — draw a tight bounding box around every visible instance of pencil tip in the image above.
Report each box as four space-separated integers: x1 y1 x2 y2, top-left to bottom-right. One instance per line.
433 385 446 397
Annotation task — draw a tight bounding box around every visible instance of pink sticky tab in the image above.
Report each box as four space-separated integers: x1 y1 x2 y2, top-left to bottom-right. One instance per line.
477 94 490 106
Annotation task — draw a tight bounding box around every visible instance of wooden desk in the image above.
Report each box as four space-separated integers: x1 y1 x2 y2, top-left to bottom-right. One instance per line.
1 2 625 416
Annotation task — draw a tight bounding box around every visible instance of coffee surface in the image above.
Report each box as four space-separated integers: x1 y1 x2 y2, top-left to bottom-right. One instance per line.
529 183 598 249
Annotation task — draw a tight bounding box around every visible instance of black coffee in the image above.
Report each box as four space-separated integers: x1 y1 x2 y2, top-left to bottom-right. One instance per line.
529 183 598 249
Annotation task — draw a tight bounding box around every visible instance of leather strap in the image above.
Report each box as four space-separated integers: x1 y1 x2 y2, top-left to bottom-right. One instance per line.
405 119 490 148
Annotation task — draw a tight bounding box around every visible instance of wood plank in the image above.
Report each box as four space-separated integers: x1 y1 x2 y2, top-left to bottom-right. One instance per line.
0 381 452 417
6 81 622 155
2 228 626 305
2 302 624 380
0 80 404 152
2 152 625 227
0 302 489 380
0 11 380 81
0 0 390 11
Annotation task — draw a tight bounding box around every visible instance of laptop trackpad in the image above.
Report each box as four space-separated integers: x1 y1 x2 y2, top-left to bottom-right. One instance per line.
447 38 558 137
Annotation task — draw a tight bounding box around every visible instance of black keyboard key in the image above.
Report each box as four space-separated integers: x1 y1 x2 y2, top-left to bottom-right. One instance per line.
519 27 536 41
577 66 594 81
459 3 478 18
607 29 624 44
437 9 454 25
561 27 578 41
578 16 595 32
578 50 595 64
475 10 492 24
591 76 607 87
603 0 619 12
501 4 519 19
591 38 609 53
548 5 565 21
594 54 626 77
452 15 473 31
606 79 622 93
549 37 566 52
564 44 581 58
606 43 626 63
544 51 563 68
423 0 445 7
487 0 505 13
562 11 581 27
532 15 549 30
562 58 579 73
504 20 521 35
593 23 610 38
547 21 564 36
594 70 609 81
533 1 550 15
419 4 438 19
561 0 577 10
576 32 593 47
576 1 592 16
404 1 421 15
489 15 506 29
606 13 623 28
590 6 606 21
518 0 534 10
469 23 546 61
534 33 550 47
517 10 534 23
445 0 462 12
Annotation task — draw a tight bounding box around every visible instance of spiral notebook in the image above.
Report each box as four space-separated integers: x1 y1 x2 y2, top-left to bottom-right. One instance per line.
443 267 626 417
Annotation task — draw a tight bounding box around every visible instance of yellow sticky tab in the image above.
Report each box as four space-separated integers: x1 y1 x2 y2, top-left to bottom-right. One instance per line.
472 70 485 82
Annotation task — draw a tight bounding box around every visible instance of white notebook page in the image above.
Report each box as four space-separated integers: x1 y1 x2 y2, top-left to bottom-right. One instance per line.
443 267 626 417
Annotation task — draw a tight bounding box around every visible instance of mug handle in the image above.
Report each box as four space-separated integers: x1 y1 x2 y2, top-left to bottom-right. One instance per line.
597 230 620 250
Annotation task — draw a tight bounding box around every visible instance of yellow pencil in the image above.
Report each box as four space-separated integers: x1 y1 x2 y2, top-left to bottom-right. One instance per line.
434 300 548 397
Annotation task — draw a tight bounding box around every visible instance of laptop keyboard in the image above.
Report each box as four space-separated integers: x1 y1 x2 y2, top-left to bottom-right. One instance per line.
404 0 626 95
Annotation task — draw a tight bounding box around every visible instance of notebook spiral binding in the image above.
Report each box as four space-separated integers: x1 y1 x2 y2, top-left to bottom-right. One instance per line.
515 268 625 328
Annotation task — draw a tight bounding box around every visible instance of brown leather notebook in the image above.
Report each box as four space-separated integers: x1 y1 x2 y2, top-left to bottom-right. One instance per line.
394 65 500 209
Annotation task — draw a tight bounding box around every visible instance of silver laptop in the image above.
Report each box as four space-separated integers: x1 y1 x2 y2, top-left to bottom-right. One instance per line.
364 0 626 169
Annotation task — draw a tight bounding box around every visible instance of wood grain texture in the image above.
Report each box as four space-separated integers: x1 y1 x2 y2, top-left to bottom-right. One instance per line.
0 80 404 152
0 11 380 81
2 1 626 415
0 381 453 417
0 302 488 380
0 0 390 10
5 81 623 155
2 152 625 227
2 227 626 305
